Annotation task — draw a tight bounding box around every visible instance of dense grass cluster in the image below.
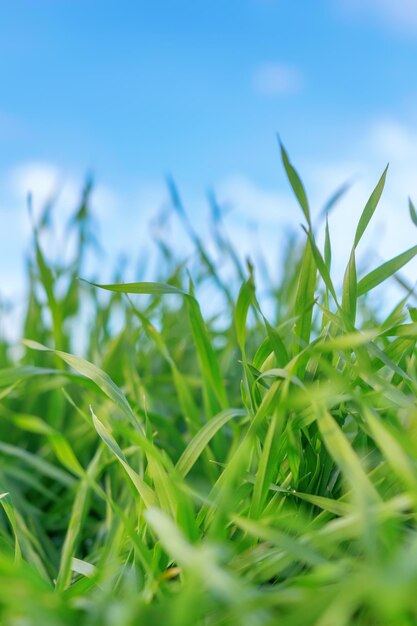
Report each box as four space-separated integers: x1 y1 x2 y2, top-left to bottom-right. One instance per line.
2 145 417 625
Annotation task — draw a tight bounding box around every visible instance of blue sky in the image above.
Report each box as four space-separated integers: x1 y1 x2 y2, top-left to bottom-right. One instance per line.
1 0 417 309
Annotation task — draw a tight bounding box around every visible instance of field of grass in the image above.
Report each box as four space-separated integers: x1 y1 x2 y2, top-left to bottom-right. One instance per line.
2 144 417 625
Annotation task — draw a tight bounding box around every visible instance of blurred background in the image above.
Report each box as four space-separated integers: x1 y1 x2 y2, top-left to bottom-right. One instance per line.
1 0 417 314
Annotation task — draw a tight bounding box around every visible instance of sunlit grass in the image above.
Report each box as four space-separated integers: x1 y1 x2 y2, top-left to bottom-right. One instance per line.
1 145 417 624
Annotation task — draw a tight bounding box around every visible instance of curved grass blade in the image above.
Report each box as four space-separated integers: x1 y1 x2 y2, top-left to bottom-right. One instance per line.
409 198 417 227
279 139 311 227
23 339 140 428
342 248 357 325
354 165 388 248
176 409 246 478
293 239 316 361
357 245 417 297
91 408 157 508
86 279 228 414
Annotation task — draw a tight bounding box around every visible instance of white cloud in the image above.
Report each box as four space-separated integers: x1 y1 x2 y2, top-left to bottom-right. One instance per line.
204 122 417 303
369 119 416 161
2 118 417 331
253 62 303 96
10 162 61 201
336 0 417 33
217 175 293 223
7 161 122 232
367 121 417 209
213 176 306 297
0 163 174 302
9 161 79 234
304 118 417 292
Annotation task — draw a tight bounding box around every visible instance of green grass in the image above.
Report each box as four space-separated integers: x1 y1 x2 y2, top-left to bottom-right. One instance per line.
1 145 417 625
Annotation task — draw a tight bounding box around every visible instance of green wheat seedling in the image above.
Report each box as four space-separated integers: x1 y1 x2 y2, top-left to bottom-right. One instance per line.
1 144 417 625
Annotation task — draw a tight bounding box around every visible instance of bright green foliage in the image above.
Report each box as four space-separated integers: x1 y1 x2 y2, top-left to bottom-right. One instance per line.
1 147 417 625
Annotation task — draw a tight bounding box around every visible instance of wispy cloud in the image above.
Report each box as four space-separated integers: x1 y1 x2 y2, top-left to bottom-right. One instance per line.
368 119 417 161
252 62 303 96
217 119 417 292
217 175 292 223
9 161 120 226
0 162 172 303
2 119 417 314
336 0 417 33
10 162 65 213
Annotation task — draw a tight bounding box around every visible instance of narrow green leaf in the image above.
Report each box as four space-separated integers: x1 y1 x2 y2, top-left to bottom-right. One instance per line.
317 330 377 352
33 230 63 348
294 238 316 355
357 245 417 297
342 248 357 324
0 493 22 561
233 515 324 567
234 273 255 355
176 409 246 477
316 406 379 504
185 292 228 413
91 408 157 508
82 279 187 297
324 216 332 270
55 450 101 590
85 280 228 414
364 407 417 493
251 412 282 518
354 165 388 248
23 339 140 428
263 318 289 367
409 198 417 227
279 140 311 226
0 366 65 387
319 179 353 223
304 227 339 306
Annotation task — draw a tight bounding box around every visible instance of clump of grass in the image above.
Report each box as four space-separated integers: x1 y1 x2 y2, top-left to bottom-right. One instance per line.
1 144 417 625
